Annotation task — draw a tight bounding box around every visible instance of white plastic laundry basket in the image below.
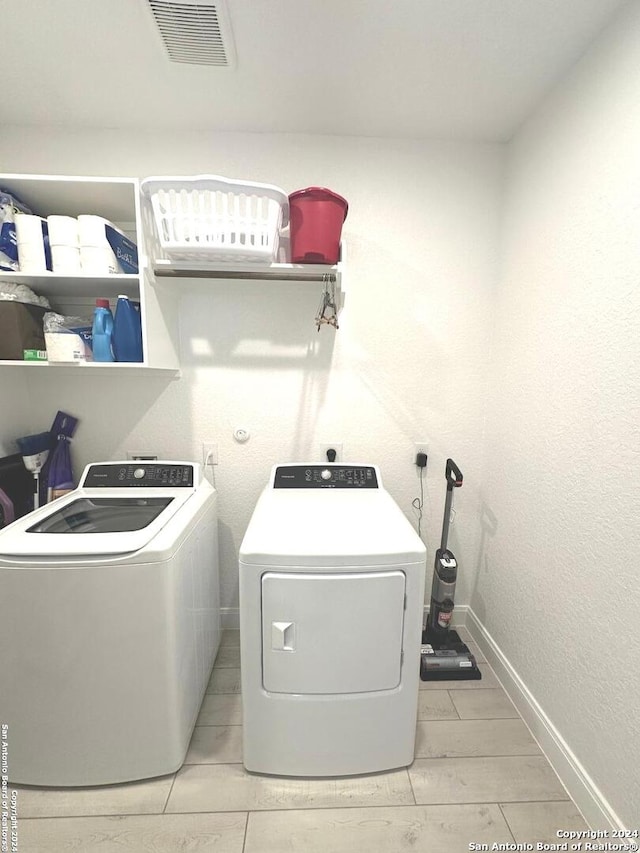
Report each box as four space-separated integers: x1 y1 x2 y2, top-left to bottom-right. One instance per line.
141 175 289 263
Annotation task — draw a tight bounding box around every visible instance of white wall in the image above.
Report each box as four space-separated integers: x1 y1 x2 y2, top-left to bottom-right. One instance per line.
0 130 502 614
476 0 640 828
0 375 32 456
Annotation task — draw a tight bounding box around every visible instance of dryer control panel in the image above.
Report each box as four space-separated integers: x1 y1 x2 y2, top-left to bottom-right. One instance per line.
82 464 194 488
274 465 378 489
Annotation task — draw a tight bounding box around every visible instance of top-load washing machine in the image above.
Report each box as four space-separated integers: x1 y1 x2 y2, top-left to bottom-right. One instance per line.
239 463 426 777
0 461 219 787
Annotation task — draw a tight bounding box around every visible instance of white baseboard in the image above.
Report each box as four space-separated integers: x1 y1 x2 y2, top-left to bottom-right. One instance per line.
465 608 625 831
221 607 239 631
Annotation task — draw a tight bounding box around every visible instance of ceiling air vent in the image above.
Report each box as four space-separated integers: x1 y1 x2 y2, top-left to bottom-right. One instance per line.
147 0 236 67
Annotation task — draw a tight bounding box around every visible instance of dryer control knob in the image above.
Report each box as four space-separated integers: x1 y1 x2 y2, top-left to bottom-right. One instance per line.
321 469 332 481
133 468 145 479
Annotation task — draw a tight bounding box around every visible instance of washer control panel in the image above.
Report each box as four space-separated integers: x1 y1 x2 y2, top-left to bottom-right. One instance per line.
82 463 194 488
274 465 378 489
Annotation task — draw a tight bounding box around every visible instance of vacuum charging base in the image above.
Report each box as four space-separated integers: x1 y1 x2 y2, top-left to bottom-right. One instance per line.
420 628 482 681
422 627 465 646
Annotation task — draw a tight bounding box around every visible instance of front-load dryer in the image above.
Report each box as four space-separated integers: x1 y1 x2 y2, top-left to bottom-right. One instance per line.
239 463 426 777
0 461 220 786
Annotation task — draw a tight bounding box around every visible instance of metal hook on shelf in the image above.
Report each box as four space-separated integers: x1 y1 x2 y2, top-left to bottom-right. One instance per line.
315 273 339 332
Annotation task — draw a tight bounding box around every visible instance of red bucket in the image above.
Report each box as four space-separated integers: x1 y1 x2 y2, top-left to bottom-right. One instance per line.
288 187 348 264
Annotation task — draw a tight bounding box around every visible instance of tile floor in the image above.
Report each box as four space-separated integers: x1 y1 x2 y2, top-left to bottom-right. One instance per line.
16 627 589 852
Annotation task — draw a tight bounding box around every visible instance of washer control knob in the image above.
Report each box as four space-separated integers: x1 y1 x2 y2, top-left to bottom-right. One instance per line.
133 468 145 479
321 469 332 481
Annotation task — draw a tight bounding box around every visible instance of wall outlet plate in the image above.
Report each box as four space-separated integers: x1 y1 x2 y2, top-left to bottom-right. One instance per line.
202 442 218 466
319 442 343 463
414 441 429 468
127 452 158 461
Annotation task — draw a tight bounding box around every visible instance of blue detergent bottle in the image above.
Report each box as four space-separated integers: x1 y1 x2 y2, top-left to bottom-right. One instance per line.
112 295 143 363
92 298 114 362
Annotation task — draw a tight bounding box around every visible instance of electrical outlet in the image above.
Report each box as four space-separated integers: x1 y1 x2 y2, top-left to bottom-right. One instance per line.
319 442 343 463
202 442 218 466
127 452 158 461
414 441 429 467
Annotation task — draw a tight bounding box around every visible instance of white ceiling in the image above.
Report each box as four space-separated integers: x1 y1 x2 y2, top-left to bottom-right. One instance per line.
4 0 629 141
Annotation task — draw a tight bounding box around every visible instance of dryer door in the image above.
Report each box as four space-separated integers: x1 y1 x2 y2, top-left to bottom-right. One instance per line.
261 570 406 695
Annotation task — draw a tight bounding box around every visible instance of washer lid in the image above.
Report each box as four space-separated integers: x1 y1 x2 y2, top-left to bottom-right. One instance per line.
240 487 426 567
0 488 194 557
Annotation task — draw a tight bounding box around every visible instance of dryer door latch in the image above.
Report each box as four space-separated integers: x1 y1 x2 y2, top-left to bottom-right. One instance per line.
271 621 296 651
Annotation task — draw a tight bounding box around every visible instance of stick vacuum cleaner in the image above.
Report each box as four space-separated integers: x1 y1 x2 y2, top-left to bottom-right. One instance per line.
420 458 482 681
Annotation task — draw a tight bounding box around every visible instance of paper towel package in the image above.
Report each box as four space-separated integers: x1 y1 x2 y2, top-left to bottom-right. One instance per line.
45 327 93 362
78 215 138 275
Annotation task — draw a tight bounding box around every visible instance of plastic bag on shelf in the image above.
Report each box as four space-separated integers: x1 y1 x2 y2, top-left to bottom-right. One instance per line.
0 281 51 308
0 189 32 272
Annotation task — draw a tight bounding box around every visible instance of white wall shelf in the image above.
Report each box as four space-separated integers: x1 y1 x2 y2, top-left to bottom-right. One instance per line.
0 174 180 372
150 253 346 329
151 256 345 324
152 259 341 285
0 359 179 374
0 270 140 302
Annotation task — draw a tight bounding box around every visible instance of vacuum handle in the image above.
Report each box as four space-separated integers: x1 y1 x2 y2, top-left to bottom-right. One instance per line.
445 459 463 491
441 459 463 551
